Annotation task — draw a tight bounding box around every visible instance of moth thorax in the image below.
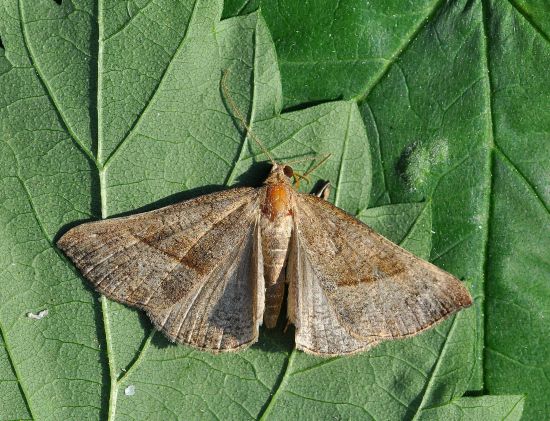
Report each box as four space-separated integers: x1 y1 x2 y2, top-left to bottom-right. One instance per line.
261 184 292 221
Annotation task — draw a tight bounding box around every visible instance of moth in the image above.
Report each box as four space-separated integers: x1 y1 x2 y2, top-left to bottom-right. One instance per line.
57 75 472 356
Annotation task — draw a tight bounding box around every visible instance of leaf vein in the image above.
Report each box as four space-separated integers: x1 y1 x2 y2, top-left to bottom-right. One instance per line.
102 0 156 43
284 389 375 419
356 0 447 103
507 0 550 42
494 146 550 215
334 102 354 207
411 313 461 420
0 322 35 420
102 0 201 168
257 350 296 420
17 0 98 168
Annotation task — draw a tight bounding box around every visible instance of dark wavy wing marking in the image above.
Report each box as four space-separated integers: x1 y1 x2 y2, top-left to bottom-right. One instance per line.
291 193 472 354
58 187 265 350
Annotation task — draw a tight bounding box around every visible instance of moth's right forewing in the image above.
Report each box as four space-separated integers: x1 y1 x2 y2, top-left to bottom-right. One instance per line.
58 187 265 351
292 194 472 353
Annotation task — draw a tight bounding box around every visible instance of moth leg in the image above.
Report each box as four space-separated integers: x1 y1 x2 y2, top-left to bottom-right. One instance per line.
315 181 331 200
292 172 311 188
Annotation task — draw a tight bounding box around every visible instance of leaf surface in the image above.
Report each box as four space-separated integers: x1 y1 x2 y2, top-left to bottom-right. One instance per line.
0 0 543 419
418 395 525 420
260 0 442 108
256 0 548 419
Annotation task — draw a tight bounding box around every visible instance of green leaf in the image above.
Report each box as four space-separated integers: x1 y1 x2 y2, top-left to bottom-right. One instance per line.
257 0 548 419
482 3 550 421
259 0 443 108
418 395 525 421
0 334 31 420
0 0 542 420
222 0 259 19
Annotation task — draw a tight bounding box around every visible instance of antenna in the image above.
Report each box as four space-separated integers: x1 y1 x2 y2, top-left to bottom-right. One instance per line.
303 153 332 178
290 154 332 188
282 155 318 166
221 70 276 165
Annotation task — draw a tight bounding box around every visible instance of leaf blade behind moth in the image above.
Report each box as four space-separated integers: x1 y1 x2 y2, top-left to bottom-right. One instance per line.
58 187 265 351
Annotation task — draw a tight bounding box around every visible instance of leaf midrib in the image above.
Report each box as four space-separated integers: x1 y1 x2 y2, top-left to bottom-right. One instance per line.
94 0 204 419
480 3 550 407
480 0 496 401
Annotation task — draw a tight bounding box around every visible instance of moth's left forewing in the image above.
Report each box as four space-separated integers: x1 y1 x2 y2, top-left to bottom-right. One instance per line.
58 187 265 352
289 193 472 356
159 216 262 351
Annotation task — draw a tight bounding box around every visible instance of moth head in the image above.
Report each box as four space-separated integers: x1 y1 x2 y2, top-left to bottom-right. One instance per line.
265 163 294 185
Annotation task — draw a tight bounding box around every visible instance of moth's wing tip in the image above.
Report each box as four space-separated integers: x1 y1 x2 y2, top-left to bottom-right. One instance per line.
460 292 474 308
56 227 75 250
56 221 94 251
461 284 474 307
448 276 474 309
323 276 475 346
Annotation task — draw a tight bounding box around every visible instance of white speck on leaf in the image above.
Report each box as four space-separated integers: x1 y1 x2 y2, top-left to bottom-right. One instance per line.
125 385 136 396
26 309 48 320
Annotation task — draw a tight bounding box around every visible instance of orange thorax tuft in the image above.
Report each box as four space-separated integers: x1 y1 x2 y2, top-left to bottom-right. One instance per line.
262 184 292 221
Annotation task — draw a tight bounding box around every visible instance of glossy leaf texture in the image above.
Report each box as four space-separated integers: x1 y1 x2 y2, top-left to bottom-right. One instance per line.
0 0 541 420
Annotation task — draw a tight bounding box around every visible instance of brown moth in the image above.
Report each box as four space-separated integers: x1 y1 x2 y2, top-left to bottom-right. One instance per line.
57 163 472 355
57 76 472 356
